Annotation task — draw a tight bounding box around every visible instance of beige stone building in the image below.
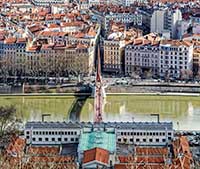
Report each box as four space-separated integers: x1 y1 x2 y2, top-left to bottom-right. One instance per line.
0 37 95 77
193 49 200 78
103 39 125 74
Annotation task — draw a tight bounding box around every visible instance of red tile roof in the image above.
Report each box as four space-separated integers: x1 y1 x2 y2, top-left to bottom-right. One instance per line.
28 146 59 156
83 147 109 165
171 136 193 169
136 147 168 156
115 163 167 169
6 137 25 157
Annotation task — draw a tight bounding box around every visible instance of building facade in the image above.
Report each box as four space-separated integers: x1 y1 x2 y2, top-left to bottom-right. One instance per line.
159 40 193 78
25 122 81 145
125 39 160 77
151 8 182 39
104 13 142 31
116 122 173 146
103 40 125 74
125 39 193 79
31 0 69 6
25 121 174 146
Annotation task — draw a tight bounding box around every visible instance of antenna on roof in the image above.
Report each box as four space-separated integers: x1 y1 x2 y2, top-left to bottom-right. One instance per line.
42 114 51 122
150 114 160 123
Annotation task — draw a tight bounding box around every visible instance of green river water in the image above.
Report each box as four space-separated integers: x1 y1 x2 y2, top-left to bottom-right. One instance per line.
0 95 200 130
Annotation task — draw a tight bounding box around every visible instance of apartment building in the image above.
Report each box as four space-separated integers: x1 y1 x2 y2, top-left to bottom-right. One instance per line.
125 39 160 77
103 23 141 75
125 33 160 77
151 8 182 39
103 39 125 74
104 13 142 31
121 0 148 6
0 37 96 77
159 40 193 78
192 49 200 77
125 37 193 79
0 37 27 76
31 0 69 6
91 5 142 33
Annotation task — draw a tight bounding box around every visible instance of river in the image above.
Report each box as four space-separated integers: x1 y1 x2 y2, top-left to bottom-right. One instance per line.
0 95 200 130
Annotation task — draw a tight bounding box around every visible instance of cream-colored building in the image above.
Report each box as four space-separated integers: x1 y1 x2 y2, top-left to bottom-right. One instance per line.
103 39 125 74
193 49 200 77
0 37 95 77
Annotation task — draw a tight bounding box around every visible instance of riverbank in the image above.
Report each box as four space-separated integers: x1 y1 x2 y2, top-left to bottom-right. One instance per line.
0 92 199 97
106 84 200 94
2 82 200 95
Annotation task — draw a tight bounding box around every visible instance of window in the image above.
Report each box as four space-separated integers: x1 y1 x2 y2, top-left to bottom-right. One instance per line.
136 138 140 142
26 136 30 139
71 138 74 142
32 138 36 141
143 139 146 142
156 139 159 142
45 138 49 141
58 138 61 141
52 138 55 141
130 138 133 142
118 138 121 142
26 131 30 135
75 138 78 142
162 139 166 142
149 138 153 142
39 138 42 141
64 138 68 142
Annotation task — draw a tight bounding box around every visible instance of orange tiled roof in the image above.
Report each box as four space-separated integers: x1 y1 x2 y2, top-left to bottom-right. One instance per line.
172 136 193 169
27 146 59 156
115 163 167 169
83 147 109 165
4 37 16 44
118 156 165 163
6 137 25 157
136 147 168 156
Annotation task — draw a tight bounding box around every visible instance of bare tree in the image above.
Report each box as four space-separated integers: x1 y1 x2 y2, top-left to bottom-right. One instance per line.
0 105 17 136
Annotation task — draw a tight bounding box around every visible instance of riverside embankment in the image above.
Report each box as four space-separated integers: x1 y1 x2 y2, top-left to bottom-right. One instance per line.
106 83 200 94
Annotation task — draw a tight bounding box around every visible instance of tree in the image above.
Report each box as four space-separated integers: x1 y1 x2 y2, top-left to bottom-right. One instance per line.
0 105 17 136
180 69 193 80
